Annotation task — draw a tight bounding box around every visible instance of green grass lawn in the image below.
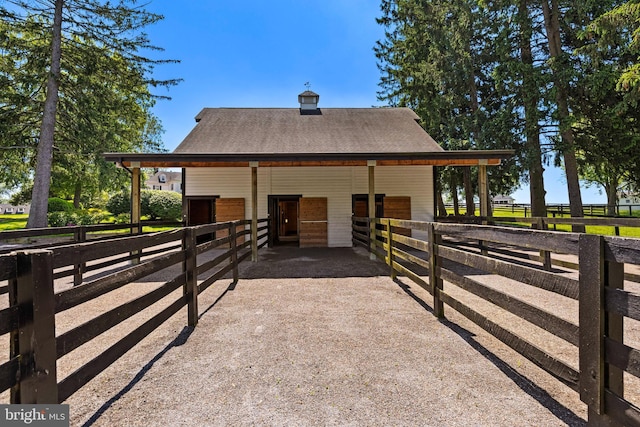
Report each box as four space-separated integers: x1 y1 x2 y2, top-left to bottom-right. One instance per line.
454 206 640 238
0 214 28 231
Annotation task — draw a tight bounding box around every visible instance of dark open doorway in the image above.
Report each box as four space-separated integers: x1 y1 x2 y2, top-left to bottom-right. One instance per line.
186 197 217 243
268 195 302 246
352 194 384 218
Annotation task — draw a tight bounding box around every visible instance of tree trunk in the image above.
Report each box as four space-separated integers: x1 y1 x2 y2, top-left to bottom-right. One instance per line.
519 0 547 218
73 179 82 209
437 191 447 217
451 175 460 216
435 169 448 217
463 167 475 216
541 0 584 231
605 177 618 216
27 0 64 229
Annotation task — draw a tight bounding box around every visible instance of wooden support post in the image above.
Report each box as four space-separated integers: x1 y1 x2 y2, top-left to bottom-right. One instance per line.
368 161 376 260
386 219 396 280
578 234 615 425
73 226 86 286
478 163 489 256
428 223 444 318
231 223 239 284
605 256 624 400
10 250 58 404
184 227 198 328
478 163 488 218
131 166 141 264
251 164 258 262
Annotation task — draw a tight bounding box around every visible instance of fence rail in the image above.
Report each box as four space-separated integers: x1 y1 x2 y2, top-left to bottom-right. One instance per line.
353 216 640 427
0 220 182 253
1 218 269 404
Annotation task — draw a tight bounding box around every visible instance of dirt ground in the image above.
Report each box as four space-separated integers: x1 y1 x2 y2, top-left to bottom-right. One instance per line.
1 246 596 426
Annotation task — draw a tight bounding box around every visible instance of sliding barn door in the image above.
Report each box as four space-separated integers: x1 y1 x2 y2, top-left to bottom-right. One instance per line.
383 196 411 236
299 197 328 247
215 198 246 246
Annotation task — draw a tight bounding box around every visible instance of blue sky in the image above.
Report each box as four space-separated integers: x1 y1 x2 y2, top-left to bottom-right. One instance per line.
144 0 606 205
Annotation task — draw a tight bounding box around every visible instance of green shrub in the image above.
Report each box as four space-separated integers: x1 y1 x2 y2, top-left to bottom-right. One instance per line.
47 212 72 227
141 190 153 218
106 190 181 221
75 210 105 225
114 213 131 224
106 191 130 215
48 197 74 213
147 191 182 220
47 210 105 227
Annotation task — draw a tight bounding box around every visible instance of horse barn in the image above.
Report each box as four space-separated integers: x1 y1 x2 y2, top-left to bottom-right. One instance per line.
104 91 512 248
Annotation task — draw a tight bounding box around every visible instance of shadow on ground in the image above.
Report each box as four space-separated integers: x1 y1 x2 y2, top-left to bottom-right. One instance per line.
236 246 390 279
393 276 586 427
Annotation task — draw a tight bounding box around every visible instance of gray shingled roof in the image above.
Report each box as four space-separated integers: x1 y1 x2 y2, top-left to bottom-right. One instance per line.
173 108 444 154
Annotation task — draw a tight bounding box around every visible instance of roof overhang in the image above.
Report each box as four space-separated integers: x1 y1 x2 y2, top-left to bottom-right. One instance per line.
103 150 514 168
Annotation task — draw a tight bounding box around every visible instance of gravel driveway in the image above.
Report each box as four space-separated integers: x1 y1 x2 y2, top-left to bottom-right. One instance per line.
51 247 588 426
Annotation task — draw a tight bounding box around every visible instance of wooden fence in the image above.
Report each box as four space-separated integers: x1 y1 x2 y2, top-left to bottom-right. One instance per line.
446 203 640 217
0 220 182 254
353 217 640 427
0 218 269 404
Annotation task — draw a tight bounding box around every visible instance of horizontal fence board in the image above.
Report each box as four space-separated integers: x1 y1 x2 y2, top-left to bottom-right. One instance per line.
0 357 19 393
0 305 19 335
434 223 580 255
197 261 234 294
55 251 185 313
52 229 184 268
438 290 579 391
193 222 237 236
0 255 16 281
439 267 579 346
605 338 640 379
605 288 640 321
57 295 186 403
56 275 184 358
547 217 640 227
390 233 430 253
197 249 234 276
391 260 430 292
392 247 430 271
604 236 640 265
604 389 640 427
387 219 431 232
438 245 579 300
196 235 232 254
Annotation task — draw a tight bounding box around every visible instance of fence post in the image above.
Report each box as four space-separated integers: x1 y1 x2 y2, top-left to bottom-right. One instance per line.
73 226 86 286
385 219 396 280
605 248 625 402
9 250 58 404
184 227 198 328
427 223 444 318
230 222 239 284
578 234 625 425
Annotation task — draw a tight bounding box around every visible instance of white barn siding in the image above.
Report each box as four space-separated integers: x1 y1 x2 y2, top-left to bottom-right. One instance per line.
185 165 434 247
351 165 434 241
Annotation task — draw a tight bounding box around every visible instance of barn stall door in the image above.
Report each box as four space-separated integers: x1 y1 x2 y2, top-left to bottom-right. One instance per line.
383 196 411 236
215 198 246 246
299 197 328 247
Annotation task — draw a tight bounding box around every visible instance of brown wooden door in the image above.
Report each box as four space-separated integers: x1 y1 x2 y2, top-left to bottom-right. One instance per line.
299 197 328 247
215 198 246 246
383 196 411 236
188 199 214 226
